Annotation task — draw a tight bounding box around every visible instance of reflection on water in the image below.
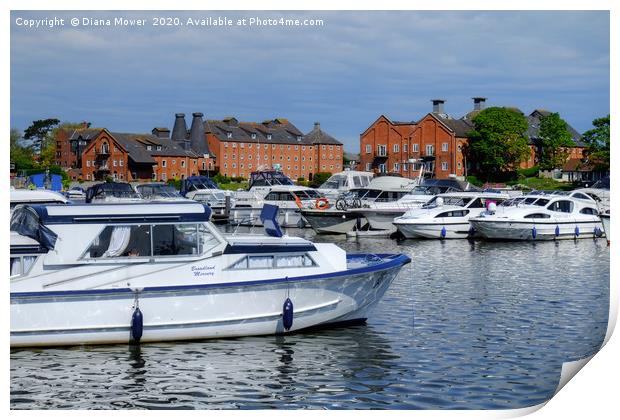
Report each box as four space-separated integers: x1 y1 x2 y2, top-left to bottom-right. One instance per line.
11 231 609 409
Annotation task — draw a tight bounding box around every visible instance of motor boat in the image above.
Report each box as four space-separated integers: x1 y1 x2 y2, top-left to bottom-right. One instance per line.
469 192 603 241
316 170 375 201
393 192 510 239
136 183 190 202
600 212 610 244
10 189 68 216
85 182 143 203
9 202 410 347
230 185 325 228
65 186 86 201
180 176 232 224
301 176 418 234
574 177 610 214
354 180 482 232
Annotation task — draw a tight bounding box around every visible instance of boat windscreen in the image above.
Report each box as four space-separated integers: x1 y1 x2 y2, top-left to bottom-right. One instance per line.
320 174 347 189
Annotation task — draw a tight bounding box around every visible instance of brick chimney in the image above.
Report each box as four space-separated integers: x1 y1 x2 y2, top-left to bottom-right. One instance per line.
472 97 487 111
171 113 187 146
431 99 446 114
314 122 321 131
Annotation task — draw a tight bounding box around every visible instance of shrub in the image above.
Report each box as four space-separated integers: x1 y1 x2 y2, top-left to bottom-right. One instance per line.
310 172 331 188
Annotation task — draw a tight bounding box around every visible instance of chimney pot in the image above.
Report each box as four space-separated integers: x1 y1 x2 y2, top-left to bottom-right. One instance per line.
472 97 487 111
314 122 320 130
171 113 188 142
431 99 446 114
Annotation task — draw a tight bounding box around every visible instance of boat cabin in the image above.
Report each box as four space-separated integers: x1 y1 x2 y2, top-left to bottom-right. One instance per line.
85 182 141 203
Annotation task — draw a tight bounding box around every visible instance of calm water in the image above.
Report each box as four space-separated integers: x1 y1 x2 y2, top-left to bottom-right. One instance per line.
10 231 610 409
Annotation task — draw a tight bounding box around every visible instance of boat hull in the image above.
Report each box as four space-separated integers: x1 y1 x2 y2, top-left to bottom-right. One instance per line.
359 209 407 231
10 254 410 347
301 210 365 234
395 221 472 239
230 206 306 228
470 219 604 241
600 214 610 242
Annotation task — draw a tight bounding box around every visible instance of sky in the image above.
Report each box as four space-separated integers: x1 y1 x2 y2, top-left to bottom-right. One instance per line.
10 10 610 153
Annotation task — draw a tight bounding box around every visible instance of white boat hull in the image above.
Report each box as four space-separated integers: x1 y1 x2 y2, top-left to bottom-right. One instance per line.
600 214 610 242
470 220 604 241
11 254 409 347
395 221 472 239
360 209 408 231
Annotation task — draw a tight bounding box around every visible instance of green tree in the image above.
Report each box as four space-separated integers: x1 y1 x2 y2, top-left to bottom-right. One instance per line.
538 113 575 170
23 118 60 154
310 172 332 188
10 128 35 170
581 115 610 171
465 107 531 180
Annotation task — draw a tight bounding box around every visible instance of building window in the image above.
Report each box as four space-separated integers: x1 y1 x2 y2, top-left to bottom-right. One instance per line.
322 145 326 150
224 163 228 169
413 144 419 152
441 162 448 171
202 162 206 170
442 143 449 152
162 173 167 181
162 160 167 167
377 145 387 156
86 174 90 180
157 145 162 151
426 145 435 156
181 160 186 168
120 160 124 167
393 144 399 153
403 144 408 152
172 160 176 164
113 160 118 167
232 163 237 168
101 143 109 154
146 145 152 151
294 156 298 161
366 144 371 154
251 133 256 139
240 143 245 148
227 132 233 139
457 162 462 169
224 143 229 148
86 161 90 167
152 173 157 181
232 143 237 148
402 163 408 171
267 134 272 140
378 163 386 173
394 163 399 172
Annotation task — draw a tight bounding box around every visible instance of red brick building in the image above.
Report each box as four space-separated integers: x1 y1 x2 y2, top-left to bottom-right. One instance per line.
361 98 586 179
360 99 470 179
205 118 343 180
80 128 210 182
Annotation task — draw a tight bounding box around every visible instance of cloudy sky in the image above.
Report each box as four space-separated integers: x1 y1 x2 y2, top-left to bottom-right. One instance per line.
10 10 609 152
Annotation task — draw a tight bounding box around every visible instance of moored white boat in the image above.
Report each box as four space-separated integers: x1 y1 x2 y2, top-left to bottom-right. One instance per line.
600 212 610 243
9 203 410 347
469 193 603 241
393 192 509 239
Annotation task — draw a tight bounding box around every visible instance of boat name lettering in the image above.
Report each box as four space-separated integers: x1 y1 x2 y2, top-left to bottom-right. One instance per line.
191 265 216 277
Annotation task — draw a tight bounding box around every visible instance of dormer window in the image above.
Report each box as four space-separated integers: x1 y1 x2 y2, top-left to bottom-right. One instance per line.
146 145 152 151
297 136 302 141
251 133 257 140
267 134 272 140
227 132 233 139
157 145 162 151
101 143 109 154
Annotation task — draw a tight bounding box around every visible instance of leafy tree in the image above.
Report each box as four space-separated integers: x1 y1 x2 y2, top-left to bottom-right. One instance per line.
538 113 575 170
23 118 60 154
465 107 531 180
581 115 610 171
310 172 332 188
10 128 35 170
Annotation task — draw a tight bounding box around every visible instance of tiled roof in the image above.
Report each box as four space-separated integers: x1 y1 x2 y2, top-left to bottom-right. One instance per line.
206 118 332 145
563 158 593 172
110 132 201 164
69 128 103 140
304 124 343 145
526 110 583 146
429 113 474 137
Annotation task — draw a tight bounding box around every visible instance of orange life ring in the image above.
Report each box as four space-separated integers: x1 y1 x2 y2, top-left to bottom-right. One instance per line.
315 198 329 210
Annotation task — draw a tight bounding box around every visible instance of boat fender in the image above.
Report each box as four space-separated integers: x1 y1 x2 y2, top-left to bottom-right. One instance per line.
468 226 476 236
282 298 294 331
574 226 580 237
532 226 537 239
440 226 447 238
555 225 560 237
130 307 143 343
594 227 602 238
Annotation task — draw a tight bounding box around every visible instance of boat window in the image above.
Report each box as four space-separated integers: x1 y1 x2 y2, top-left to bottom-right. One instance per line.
275 254 315 267
302 190 321 199
524 213 551 219
10 257 21 277
353 176 362 188
249 256 273 268
9 255 37 277
580 207 598 215
572 193 591 200
436 210 469 218
152 224 198 256
547 200 573 213
264 192 279 201
467 198 485 208
533 198 550 207
523 197 539 205
85 223 219 259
